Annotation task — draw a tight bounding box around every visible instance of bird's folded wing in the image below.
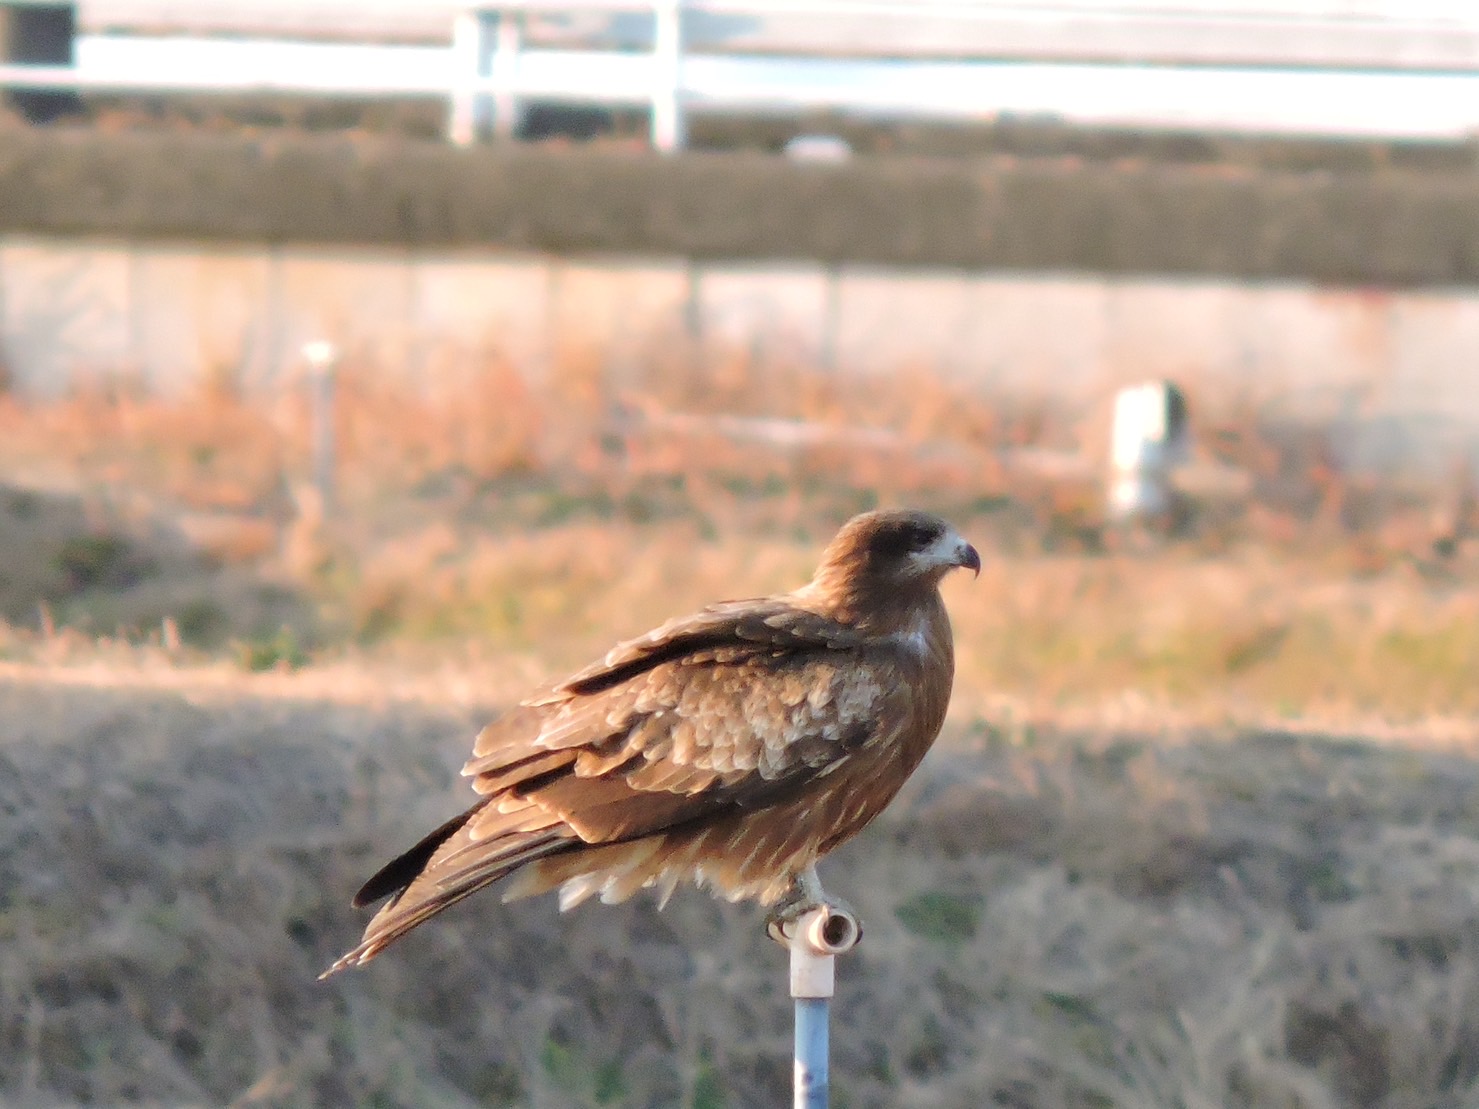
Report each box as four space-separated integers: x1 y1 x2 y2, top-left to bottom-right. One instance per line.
457 599 906 848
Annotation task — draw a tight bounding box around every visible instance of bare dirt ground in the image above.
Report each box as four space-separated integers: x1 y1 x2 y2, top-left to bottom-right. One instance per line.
1 365 1478 1106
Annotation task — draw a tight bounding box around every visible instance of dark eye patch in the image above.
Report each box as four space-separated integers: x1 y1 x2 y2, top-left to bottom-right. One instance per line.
903 523 938 550
870 519 943 560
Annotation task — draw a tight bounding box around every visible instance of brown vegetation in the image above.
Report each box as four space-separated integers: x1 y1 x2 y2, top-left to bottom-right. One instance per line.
5 126 1479 283
2 355 1479 1105
16 94 1479 176
0 355 1474 722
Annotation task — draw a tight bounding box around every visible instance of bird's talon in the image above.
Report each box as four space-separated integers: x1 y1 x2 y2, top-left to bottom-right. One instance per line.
764 889 863 947
765 898 817 945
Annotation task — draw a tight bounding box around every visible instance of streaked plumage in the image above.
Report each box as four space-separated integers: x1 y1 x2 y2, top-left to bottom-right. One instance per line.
322 508 978 976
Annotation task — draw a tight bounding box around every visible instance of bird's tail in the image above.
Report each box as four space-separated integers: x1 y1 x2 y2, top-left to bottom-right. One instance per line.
319 803 569 979
350 806 478 909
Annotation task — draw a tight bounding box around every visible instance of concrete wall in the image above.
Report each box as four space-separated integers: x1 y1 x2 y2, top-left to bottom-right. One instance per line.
2 235 1477 475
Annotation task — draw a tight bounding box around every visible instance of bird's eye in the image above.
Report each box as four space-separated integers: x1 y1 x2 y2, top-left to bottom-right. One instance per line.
905 525 938 551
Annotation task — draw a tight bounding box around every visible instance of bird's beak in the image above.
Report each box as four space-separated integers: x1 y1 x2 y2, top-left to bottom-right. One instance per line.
958 541 981 578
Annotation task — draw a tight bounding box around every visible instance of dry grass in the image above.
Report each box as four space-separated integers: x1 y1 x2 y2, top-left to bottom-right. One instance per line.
3 664 1479 1107
0 351 1475 724
2 353 1479 1105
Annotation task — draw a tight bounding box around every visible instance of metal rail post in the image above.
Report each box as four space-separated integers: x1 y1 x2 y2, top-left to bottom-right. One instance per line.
782 903 862 1109
449 5 513 144
651 0 685 151
448 7 483 144
490 7 524 140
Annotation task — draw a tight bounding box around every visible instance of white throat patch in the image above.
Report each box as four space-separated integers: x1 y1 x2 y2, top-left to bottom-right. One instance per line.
893 615 932 656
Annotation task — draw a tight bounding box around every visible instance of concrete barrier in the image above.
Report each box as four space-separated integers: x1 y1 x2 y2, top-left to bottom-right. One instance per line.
1 130 1476 482
2 234 1477 477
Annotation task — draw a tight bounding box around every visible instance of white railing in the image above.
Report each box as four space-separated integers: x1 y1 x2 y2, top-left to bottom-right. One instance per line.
447 0 1479 146
5 1 1479 149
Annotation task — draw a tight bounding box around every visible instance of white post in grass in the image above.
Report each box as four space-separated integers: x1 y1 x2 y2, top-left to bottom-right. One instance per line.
782 904 861 1108
652 0 685 152
302 341 340 514
1107 380 1190 522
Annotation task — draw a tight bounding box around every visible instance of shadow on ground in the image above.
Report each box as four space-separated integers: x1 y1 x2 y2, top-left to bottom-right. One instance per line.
2 674 1479 1107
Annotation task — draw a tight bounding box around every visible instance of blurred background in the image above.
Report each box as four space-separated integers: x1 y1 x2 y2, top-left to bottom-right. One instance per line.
3 2 1479 1106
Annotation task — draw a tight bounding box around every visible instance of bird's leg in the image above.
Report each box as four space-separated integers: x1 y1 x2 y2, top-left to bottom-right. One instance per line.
765 865 862 946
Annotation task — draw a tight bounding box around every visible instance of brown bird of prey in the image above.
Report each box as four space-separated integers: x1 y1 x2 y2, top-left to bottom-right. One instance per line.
322 508 978 977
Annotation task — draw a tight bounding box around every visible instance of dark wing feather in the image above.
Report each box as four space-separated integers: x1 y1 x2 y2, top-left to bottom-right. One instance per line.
351 805 482 908
544 599 868 698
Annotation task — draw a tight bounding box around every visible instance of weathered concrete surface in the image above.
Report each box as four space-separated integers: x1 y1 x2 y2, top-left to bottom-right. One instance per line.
0 239 133 386
131 245 278 393
546 259 691 390
2 235 1476 475
696 263 832 368
410 251 550 384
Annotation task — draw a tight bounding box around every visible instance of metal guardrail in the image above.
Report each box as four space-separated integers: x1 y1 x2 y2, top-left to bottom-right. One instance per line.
69 0 1479 55
5 1 1479 149
451 0 1479 146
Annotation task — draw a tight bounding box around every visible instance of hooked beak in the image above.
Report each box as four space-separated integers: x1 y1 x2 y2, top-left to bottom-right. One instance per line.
958 541 981 578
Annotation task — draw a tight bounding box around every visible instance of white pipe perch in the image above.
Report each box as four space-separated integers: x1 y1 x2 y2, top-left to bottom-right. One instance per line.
779 903 862 1109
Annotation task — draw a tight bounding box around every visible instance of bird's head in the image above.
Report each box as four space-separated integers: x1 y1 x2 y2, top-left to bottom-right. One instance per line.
807 509 979 619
